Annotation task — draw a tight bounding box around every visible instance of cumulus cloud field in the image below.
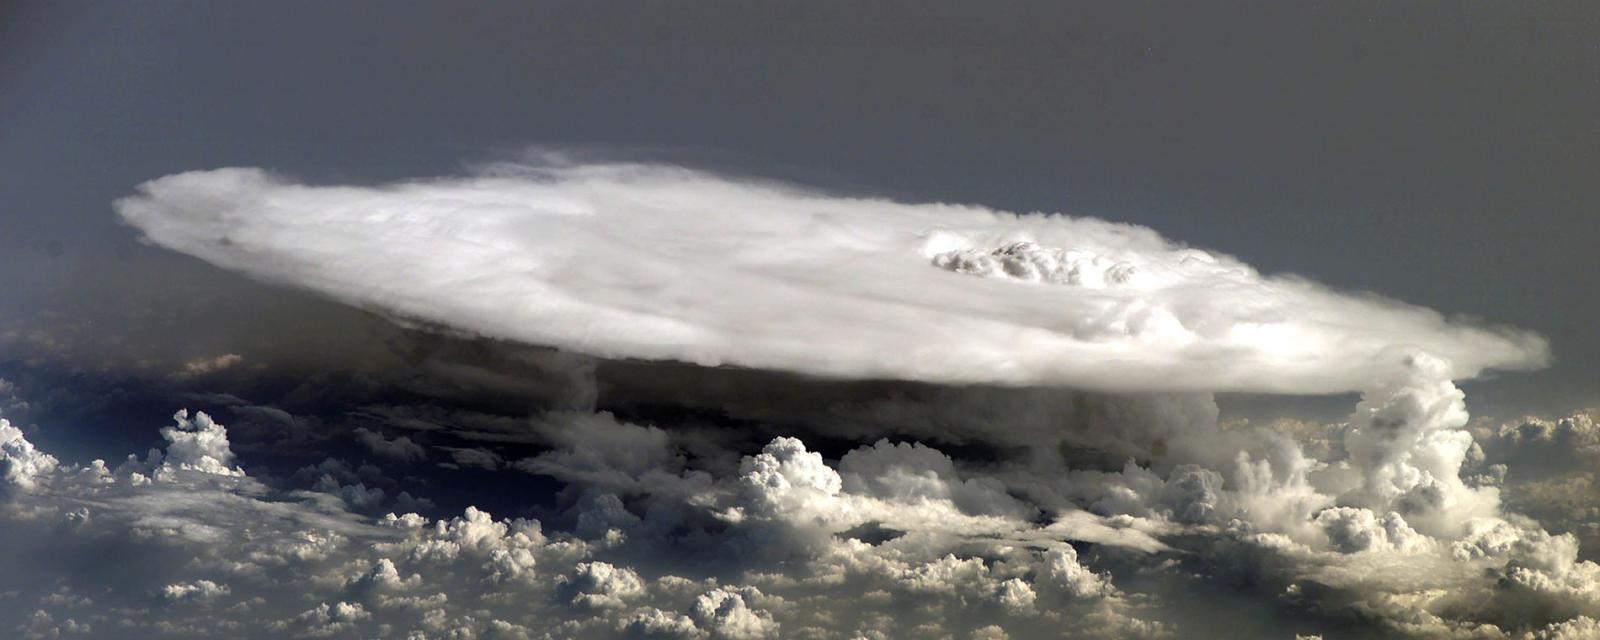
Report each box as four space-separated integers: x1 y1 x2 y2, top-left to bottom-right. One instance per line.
0 161 1594 639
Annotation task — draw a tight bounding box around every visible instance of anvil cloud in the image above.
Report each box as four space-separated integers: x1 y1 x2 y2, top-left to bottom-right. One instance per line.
114 162 1546 394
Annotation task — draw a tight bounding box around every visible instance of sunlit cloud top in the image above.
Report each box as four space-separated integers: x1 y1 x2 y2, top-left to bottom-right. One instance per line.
116 161 1548 394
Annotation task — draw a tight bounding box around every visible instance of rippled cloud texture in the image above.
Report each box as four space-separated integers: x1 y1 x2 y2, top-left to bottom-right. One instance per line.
0 162 1591 639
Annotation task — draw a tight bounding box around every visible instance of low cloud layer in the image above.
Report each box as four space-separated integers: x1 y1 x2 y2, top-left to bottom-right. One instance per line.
4 386 1600 639
114 161 1546 394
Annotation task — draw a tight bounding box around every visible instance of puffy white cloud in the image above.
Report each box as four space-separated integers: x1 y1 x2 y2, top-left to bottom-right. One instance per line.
971 625 1010 640
1037 546 1116 601
160 580 231 605
345 558 419 594
558 561 645 610
734 436 845 522
691 587 777 640
148 410 243 479
1529 616 1600 640
621 608 699 639
1315 507 1431 555
1489 412 1600 454
1 418 57 494
1332 353 1498 537
17 609 91 639
274 601 370 637
114 162 1546 394
932 240 1138 289
1465 410 1600 562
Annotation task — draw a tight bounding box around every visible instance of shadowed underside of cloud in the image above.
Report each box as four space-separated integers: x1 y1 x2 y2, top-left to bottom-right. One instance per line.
114 161 1546 394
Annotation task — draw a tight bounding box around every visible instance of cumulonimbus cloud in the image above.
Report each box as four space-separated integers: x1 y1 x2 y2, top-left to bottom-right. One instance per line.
114 161 1547 394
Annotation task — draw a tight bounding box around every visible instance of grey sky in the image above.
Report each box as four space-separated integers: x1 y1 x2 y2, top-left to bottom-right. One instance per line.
2 1 1596 413
5 5 1600 639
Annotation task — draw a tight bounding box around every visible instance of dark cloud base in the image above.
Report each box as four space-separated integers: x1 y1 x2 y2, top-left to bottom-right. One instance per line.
2 320 1598 639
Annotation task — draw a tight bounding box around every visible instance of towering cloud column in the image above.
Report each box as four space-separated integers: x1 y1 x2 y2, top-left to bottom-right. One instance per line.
1335 352 1497 537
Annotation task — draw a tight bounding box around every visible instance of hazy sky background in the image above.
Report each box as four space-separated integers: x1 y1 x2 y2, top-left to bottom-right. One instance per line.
4 5 1600 639
2 1 1596 414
